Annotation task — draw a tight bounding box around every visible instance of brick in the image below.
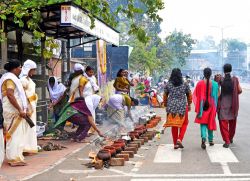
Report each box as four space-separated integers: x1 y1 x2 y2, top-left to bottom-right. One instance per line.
121 151 134 158
110 158 125 166
133 139 144 145
116 154 129 161
139 136 149 142
94 160 103 169
128 143 139 149
124 147 137 154
130 141 141 148
143 133 153 140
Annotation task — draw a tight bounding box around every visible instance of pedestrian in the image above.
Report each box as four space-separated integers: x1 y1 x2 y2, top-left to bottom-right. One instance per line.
107 93 139 132
83 66 99 94
47 76 67 122
0 76 4 167
163 68 192 149
54 96 104 142
85 94 102 135
193 67 219 149
20 59 38 155
68 63 92 102
0 60 28 166
113 69 130 94
218 64 242 148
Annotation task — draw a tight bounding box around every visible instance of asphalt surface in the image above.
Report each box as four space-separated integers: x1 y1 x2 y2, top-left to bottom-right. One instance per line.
25 89 250 181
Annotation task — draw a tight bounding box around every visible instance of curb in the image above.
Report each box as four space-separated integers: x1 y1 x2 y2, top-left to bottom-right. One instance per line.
20 125 118 181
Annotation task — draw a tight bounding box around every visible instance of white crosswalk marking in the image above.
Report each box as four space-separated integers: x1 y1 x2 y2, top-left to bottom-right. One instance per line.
131 178 250 181
206 144 239 163
153 144 239 165
153 144 182 163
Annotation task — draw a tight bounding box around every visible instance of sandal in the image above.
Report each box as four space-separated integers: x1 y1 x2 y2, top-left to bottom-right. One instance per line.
201 139 206 149
174 145 179 149
177 140 184 149
209 141 214 146
9 162 27 167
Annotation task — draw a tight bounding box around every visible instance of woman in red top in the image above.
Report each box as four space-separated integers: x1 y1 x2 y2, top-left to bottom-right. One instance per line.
193 68 219 149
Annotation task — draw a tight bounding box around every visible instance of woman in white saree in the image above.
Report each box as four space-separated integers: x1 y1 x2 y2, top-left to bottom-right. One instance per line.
20 59 38 155
68 63 93 102
0 61 28 166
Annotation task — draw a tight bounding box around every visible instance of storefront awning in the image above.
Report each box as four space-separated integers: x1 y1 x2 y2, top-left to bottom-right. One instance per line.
40 2 119 46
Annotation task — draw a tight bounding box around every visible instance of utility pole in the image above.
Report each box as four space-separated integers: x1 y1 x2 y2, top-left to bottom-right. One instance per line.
210 25 233 68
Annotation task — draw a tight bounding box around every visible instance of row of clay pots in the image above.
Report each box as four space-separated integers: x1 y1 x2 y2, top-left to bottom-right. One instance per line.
97 139 127 161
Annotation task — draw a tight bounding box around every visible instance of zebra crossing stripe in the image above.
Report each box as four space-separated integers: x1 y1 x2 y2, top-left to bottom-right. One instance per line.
153 144 239 164
206 144 239 163
131 178 250 181
153 144 182 163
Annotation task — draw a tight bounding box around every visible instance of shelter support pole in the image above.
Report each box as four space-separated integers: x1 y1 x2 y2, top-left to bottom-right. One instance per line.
61 41 66 82
0 20 7 73
41 37 48 123
67 39 71 73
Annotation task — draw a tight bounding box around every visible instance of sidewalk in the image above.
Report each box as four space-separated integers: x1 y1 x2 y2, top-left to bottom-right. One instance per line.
0 106 151 181
0 123 117 181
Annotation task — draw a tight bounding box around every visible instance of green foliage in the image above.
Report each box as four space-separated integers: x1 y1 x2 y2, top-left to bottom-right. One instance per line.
129 39 161 75
165 30 196 67
0 0 164 59
226 39 247 52
128 30 196 76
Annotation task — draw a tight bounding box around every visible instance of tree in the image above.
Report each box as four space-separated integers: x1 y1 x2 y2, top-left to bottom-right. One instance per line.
129 39 161 75
226 39 247 52
0 0 164 49
164 30 196 67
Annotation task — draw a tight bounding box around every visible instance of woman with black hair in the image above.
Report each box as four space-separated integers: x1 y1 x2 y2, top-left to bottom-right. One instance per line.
218 64 242 148
113 69 130 94
193 67 219 149
163 68 192 149
0 60 28 166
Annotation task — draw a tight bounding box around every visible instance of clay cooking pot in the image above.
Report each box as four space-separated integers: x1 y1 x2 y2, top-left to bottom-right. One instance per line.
103 146 116 157
97 149 111 161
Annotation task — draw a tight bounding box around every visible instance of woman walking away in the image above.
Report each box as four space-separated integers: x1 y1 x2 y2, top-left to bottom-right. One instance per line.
193 68 219 149
0 60 28 166
163 68 192 149
218 64 242 148
20 59 38 155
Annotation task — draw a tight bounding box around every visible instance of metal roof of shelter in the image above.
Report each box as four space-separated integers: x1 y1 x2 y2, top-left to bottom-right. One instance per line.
5 1 120 46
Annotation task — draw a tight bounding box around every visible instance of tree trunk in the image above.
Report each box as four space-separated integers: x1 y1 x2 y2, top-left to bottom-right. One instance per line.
0 20 7 72
16 28 23 63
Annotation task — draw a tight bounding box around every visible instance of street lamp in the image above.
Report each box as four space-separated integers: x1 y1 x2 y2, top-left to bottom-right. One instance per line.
210 25 233 68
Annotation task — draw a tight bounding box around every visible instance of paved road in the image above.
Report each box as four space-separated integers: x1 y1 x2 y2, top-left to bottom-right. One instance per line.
25 89 250 181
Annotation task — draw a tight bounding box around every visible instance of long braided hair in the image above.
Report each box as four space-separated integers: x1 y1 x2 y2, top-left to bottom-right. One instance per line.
221 64 233 95
203 67 212 111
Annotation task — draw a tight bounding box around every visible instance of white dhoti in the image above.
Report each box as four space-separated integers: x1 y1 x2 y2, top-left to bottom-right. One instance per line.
0 129 4 167
20 77 38 154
